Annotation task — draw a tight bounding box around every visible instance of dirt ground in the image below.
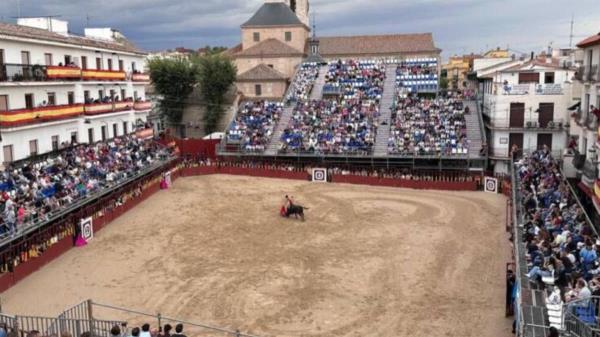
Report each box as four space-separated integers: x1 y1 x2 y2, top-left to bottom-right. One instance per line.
1 175 513 337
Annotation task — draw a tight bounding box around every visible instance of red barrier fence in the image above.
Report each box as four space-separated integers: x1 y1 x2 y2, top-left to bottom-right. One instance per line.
331 174 477 191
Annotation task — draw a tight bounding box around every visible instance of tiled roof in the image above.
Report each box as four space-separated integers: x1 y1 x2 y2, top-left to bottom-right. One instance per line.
241 2 304 28
237 64 287 81
234 38 304 58
577 33 600 48
501 58 567 72
317 33 441 56
0 21 145 54
223 43 243 57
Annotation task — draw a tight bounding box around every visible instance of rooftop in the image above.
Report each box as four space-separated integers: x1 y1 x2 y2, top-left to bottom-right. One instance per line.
0 21 145 55
237 64 288 81
241 2 305 28
317 33 441 56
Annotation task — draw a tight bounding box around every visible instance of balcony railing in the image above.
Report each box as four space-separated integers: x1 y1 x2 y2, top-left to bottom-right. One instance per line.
131 73 150 82
496 83 564 95
84 101 133 115
0 103 84 127
491 147 562 159
583 65 599 82
0 63 137 82
81 69 126 81
486 118 566 130
133 101 152 111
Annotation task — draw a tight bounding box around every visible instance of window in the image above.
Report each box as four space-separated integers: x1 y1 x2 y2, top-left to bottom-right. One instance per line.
3 145 13 164
21 51 30 65
113 123 118 138
47 92 56 106
25 93 34 109
64 55 72 65
267 64 274 68
0 95 8 111
67 91 75 105
311 44 318 54
121 89 126 101
131 62 137 72
107 59 113 71
518 72 540 84
109 89 115 101
88 128 94 144
44 53 53 66
118 60 124 71
123 121 128 134
96 57 102 70
0 49 4 66
71 131 78 144
253 32 260 42
544 72 555 84
134 91 138 101
101 125 107 141
285 31 292 42
51 135 59 151
84 90 90 103
81 56 88 70
29 140 38 156
98 90 104 100
255 84 262 96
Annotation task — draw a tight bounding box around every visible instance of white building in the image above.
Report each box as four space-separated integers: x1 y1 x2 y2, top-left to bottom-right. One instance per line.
476 52 577 174
0 18 151 164
567 33 600 216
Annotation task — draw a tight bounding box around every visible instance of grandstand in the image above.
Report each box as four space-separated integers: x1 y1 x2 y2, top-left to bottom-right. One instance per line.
220 59 487 172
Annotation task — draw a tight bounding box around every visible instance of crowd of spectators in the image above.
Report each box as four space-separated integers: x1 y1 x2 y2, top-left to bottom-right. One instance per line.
323 59 385 100
280 98 378 155
0 321 189 337
516 149 599 308
388 96 468 156
286 63 319 103
226 101 282 152
0 135 171 237
396 59 438 94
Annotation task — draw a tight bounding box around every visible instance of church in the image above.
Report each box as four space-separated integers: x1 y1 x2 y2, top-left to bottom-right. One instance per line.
226 0 442 99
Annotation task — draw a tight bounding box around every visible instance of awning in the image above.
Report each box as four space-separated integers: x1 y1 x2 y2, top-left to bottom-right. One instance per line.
568 102 581 111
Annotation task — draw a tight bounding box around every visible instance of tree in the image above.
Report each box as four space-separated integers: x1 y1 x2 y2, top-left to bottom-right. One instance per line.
194 54 237 134
148 58 198 128
439 77 449 90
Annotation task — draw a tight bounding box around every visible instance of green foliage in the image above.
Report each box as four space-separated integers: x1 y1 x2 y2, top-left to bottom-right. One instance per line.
439 77 449 90
194 54 237 134
148 58 198 125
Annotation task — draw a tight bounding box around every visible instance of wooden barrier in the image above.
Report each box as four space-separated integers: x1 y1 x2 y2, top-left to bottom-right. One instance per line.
331 174 477 191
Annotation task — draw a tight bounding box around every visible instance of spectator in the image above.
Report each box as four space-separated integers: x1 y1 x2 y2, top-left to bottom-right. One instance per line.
131 327 140 337
110 326 121 337
171 324 186 337
158 324 172 337
140 324 151 337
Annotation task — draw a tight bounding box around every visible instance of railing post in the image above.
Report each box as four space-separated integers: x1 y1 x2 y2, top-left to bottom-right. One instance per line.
157 313 161 331
87 299 94 336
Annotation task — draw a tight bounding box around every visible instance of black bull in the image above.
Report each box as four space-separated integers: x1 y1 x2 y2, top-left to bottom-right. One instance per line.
286 205 308 221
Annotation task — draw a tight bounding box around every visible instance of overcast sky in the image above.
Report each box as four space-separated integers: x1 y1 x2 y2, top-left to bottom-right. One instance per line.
0 0 598 58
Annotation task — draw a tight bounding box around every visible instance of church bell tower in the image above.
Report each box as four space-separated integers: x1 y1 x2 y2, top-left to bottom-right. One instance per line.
288 0 310 27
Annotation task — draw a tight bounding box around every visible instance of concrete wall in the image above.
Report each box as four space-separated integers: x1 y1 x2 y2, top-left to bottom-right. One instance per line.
241 26 308 52
237 80 287 99
235 56 302 79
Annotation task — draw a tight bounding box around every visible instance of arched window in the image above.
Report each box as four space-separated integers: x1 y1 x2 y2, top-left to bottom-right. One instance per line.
290 0 297 13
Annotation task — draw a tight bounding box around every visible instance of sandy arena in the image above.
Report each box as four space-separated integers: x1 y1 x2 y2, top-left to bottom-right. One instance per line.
1 175 512 337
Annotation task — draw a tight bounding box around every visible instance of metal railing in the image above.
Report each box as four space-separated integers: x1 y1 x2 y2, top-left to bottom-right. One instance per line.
486 118 567 130
87 300 259 337
584 65 599 82
563 297 600 337
0 64 49 82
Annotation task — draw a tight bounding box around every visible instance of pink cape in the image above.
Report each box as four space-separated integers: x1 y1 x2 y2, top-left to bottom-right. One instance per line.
75 235 88 247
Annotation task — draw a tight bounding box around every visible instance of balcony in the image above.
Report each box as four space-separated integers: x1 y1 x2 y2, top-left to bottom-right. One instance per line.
81 69 126 81
583 65 599 83
84 100 133 116
133 101 152 111
0 64 81 82
490 147 562 160
0 104 84 127
496 83 564 95
486 118 567 131
131 73 150 82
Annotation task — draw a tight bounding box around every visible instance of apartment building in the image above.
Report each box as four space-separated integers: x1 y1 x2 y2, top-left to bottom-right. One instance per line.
0 18 151 164
476 51 577 174
567 33 600 214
